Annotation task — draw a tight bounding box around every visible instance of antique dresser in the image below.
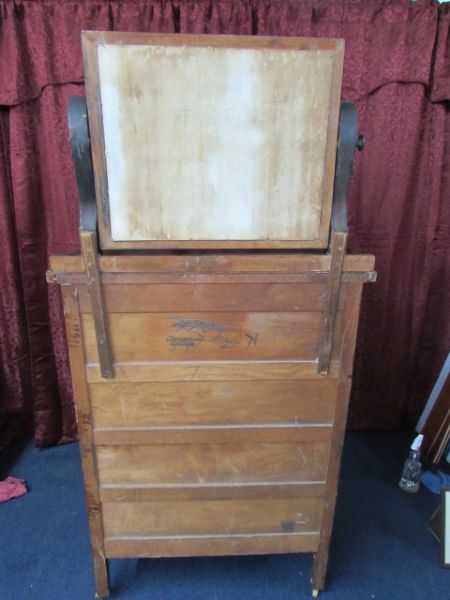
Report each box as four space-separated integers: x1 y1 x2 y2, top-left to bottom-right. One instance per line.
47 32 376 598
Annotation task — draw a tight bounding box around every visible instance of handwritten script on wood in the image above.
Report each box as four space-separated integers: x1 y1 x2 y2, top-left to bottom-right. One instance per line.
166 318 259 351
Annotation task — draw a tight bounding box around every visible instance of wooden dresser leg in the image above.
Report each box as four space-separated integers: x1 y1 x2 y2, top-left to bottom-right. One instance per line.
311 544 329 594
61 286 110 599
94 556 109 598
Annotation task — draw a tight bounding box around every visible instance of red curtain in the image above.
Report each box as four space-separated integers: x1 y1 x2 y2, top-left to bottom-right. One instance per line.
0 0 449 447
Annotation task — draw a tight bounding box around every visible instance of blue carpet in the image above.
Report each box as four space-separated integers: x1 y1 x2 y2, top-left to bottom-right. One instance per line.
1 432 449 600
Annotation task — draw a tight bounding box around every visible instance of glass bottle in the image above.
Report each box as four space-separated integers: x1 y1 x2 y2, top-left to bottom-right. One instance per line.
399 434 423 493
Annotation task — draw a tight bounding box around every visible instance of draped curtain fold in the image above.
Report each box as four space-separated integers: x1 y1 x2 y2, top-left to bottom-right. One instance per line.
0 0 449 447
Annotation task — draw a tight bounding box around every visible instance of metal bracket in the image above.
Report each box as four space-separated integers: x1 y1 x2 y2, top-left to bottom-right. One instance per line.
318 102 360 375
68 96 98 232
68 96 113 378
330 102 359 235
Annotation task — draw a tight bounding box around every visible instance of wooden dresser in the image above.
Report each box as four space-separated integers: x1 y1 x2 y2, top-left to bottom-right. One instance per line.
48 32 375 598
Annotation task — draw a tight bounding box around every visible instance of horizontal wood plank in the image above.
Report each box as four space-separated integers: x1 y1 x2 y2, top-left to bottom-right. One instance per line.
86 31 341 51
77 282 339 313
81 311 334 363
49 253 376 275
104 532 320 558
90 379 337 428
93 425 332 445
86 360 341 383
96 442 329 485
50 271 376 285
99 481 326 502
102 498 323 537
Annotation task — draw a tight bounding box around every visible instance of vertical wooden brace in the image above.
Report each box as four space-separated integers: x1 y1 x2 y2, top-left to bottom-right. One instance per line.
318 231 348 374
68 97 113 379
80 230 113 378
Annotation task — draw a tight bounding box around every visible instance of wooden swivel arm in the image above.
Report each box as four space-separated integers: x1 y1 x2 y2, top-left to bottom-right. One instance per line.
318 102 362 375
68 96 113 379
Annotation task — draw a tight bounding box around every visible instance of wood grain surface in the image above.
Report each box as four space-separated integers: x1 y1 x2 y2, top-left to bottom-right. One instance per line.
102 498 323 537
104 531 320 558
96 442 329 485
81 311 333 363
49 252 376 275
82 32 344 250
90 379 336 428
86 360 341 384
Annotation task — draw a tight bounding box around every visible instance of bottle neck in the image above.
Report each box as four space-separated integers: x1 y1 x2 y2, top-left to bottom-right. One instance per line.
409 449 420 460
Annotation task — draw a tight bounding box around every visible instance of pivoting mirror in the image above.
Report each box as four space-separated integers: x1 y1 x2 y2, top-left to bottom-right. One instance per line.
82 32 344 250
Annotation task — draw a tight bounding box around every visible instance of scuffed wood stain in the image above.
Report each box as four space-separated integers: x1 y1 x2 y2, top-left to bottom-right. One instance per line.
97 44 334 242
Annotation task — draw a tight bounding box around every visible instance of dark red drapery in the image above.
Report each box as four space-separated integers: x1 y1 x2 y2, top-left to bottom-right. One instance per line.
0 0 449 447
